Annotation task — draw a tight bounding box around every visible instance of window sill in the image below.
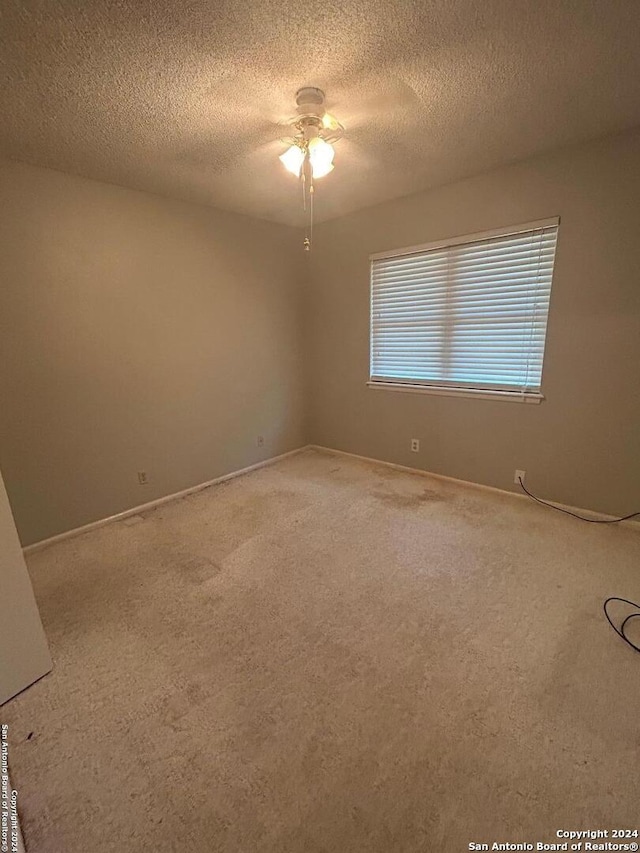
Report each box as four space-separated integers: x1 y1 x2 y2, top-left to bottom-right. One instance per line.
366 381 544 404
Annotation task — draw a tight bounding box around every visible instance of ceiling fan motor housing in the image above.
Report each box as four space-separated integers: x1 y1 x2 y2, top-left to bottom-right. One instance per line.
296 87 326 117
295 87 325 140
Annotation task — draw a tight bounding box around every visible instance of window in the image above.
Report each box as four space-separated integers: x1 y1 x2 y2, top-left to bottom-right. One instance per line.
369 218 559 402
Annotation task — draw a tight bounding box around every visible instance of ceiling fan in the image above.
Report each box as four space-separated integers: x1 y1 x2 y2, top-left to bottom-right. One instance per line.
278 87 344 251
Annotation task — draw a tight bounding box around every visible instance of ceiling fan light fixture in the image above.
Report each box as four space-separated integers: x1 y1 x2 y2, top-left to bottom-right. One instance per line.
321 112 340 131
278 88 343 250
279 144 305 176
308 137 335 178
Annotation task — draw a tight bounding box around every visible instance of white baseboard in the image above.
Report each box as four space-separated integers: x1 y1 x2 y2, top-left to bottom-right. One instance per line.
309 445 640 528
23 442 638 554
23 446 310 555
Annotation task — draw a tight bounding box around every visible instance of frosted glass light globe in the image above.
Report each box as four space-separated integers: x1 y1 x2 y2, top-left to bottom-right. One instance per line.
308 137 335 178
279 144 305 176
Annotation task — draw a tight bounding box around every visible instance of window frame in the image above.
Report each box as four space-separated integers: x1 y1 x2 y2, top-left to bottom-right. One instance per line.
368 217 560 404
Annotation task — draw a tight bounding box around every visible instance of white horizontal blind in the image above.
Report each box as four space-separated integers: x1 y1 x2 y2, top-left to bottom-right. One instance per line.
370 220 559 395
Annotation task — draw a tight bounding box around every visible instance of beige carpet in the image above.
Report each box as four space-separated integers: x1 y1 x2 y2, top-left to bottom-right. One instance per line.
3 448 640 852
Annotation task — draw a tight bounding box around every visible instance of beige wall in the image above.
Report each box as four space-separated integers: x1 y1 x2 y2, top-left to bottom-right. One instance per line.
3 129 639 545
306 129 640 516
0 161 305 546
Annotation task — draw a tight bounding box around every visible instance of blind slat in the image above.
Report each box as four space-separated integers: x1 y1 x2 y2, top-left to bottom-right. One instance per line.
371 250 557 279
370 222 558 393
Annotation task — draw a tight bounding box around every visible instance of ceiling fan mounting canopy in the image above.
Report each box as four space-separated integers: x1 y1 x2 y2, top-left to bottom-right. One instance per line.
286 87 344 143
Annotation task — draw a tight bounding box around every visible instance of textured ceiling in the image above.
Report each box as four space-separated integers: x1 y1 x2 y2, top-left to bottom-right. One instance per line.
2 1 640 226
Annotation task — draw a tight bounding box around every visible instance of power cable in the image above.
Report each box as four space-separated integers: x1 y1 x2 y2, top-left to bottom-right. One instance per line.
603 597 640 654
517 478 640 653
518 477 640 524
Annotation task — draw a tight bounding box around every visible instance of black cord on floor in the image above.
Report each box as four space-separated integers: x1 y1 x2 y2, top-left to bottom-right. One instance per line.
603 597 640 654
516 479 640 652
517 477 640 524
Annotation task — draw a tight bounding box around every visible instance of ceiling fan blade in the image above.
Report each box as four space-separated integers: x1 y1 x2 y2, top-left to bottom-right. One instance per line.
319 72 423 132
173 71 301 173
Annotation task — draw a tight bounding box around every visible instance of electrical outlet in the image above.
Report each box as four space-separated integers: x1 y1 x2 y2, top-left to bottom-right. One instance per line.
514 469 526 485
137 471 148 485
411 438 420 453
257 435 264 447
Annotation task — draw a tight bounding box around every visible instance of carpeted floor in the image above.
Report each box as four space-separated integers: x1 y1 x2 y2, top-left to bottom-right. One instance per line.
3 447 640 852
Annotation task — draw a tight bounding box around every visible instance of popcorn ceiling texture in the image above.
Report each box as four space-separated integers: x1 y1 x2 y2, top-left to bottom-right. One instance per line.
1 0 640 225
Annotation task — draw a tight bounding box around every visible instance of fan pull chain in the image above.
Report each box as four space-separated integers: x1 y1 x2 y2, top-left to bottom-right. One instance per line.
309 177 314 251
302 150 312 252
